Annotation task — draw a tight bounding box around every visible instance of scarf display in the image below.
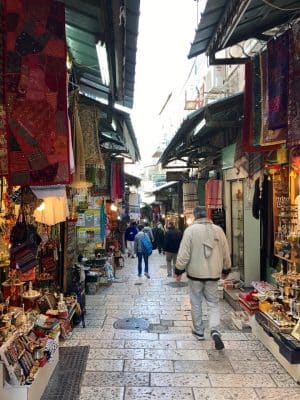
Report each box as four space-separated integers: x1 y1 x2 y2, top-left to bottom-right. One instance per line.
110 158 124 201
71 98 86 184
267 31 289 130
205 179 222 210
260 51 286 146
3 0 70 185
288 23 300 148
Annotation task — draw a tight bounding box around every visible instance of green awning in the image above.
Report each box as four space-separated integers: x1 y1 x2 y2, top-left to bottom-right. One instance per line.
188 0 300 63
159 93 243 167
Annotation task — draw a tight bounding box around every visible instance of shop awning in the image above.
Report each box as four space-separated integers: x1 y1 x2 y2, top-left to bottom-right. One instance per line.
188 0 300 64
159 93 243 167
65 0 140 108
125 173 141 187
152 182 177 194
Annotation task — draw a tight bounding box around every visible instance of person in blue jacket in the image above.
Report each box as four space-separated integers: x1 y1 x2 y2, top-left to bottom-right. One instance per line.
125 221 138 258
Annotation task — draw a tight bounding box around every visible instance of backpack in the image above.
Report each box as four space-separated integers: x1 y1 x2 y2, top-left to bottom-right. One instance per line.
141 233 152 256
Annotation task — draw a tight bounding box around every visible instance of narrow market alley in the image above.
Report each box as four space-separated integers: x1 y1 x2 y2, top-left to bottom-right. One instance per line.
61 251 300 400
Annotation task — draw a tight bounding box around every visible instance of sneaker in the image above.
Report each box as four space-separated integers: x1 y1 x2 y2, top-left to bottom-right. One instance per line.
144 273 150 279
192 330 204 340
167 273 172 277
138 274 142 277
211 330 224 350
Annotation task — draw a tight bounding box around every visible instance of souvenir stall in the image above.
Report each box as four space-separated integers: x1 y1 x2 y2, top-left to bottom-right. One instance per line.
232 23 300 381
0 0 78 396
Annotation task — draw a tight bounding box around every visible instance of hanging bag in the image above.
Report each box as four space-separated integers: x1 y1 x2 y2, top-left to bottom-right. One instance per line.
10 240 38 272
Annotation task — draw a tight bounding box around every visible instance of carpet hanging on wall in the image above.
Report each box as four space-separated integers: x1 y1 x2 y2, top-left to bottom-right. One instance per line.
0 0 8 176
3 0 70 186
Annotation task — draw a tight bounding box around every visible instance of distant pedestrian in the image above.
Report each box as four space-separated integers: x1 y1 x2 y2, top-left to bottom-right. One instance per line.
164 221 182 277
153 223 165 254
175 206 231 350
125 221 138 258
134 225 151 278
143 222 154 243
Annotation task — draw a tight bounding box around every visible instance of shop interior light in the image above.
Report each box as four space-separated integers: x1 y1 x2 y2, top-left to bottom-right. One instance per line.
180 214 184 218
186 217 193 225
96 41 110 86
36 201 45 212
110 203 118 212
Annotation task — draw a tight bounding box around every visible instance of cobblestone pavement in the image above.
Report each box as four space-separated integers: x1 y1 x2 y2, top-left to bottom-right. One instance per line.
62 251 300 400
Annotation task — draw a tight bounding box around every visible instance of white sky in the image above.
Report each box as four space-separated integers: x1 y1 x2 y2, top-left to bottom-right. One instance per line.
131 0 202 166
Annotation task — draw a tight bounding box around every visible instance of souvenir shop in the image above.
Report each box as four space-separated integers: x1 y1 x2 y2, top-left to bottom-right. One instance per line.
228 23 300 381
0 1 139 398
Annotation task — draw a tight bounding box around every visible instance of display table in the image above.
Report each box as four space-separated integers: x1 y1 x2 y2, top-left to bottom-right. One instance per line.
250 316 300 383
0 332 59 400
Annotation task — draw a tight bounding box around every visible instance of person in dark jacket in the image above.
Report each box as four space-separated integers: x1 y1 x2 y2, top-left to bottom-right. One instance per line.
125 221 138 258
152 222 165 254
164 221 182 277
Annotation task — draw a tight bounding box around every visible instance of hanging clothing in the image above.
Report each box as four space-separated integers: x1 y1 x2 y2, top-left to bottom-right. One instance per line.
205 179 222 209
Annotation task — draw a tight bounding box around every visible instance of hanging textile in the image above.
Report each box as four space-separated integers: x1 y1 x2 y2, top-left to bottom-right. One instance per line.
252 54 262 147
205 179 222 209
242 59 279 153
197 179 206 206
183 182 198 217
288 22 300 148
110 158 124 201
99 200 106 242
267 31 289 130
260 51 286 146
70 94 86 184
3 0 70 185
0 0 8 175
78 102 104 169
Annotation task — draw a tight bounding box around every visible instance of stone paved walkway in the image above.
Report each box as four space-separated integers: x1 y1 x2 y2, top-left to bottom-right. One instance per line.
62 251 300 400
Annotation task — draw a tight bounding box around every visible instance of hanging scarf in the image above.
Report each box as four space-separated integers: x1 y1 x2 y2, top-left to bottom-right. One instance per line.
260 50 286 146
267 31 289 130
287 22 300 147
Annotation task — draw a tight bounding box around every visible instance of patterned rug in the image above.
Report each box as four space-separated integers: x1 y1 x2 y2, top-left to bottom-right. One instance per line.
41 346 89 400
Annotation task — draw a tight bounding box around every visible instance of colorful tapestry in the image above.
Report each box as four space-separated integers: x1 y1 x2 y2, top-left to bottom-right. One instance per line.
267 31 289 130
0 0 8 175
78 102 104 169
252 54 262 147
3 0 70 185
242 59 279 153
260 51 286 146
288 22 300 148
111 158 124 201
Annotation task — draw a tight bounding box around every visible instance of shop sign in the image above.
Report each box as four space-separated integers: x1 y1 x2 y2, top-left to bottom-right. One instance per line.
166 171 189 182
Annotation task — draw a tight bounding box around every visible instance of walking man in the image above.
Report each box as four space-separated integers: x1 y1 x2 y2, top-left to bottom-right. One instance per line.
125 221 138 258
164 221 182 277
175 206 231 350
134 225 151 278
153 222 165 254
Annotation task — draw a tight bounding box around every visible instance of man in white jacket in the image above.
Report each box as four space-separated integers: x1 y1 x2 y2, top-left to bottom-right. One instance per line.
175 206 231 350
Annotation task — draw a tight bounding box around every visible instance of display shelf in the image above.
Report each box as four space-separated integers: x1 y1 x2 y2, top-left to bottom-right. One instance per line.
0 333 59 400
274 254 300 263
250 316 300 383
